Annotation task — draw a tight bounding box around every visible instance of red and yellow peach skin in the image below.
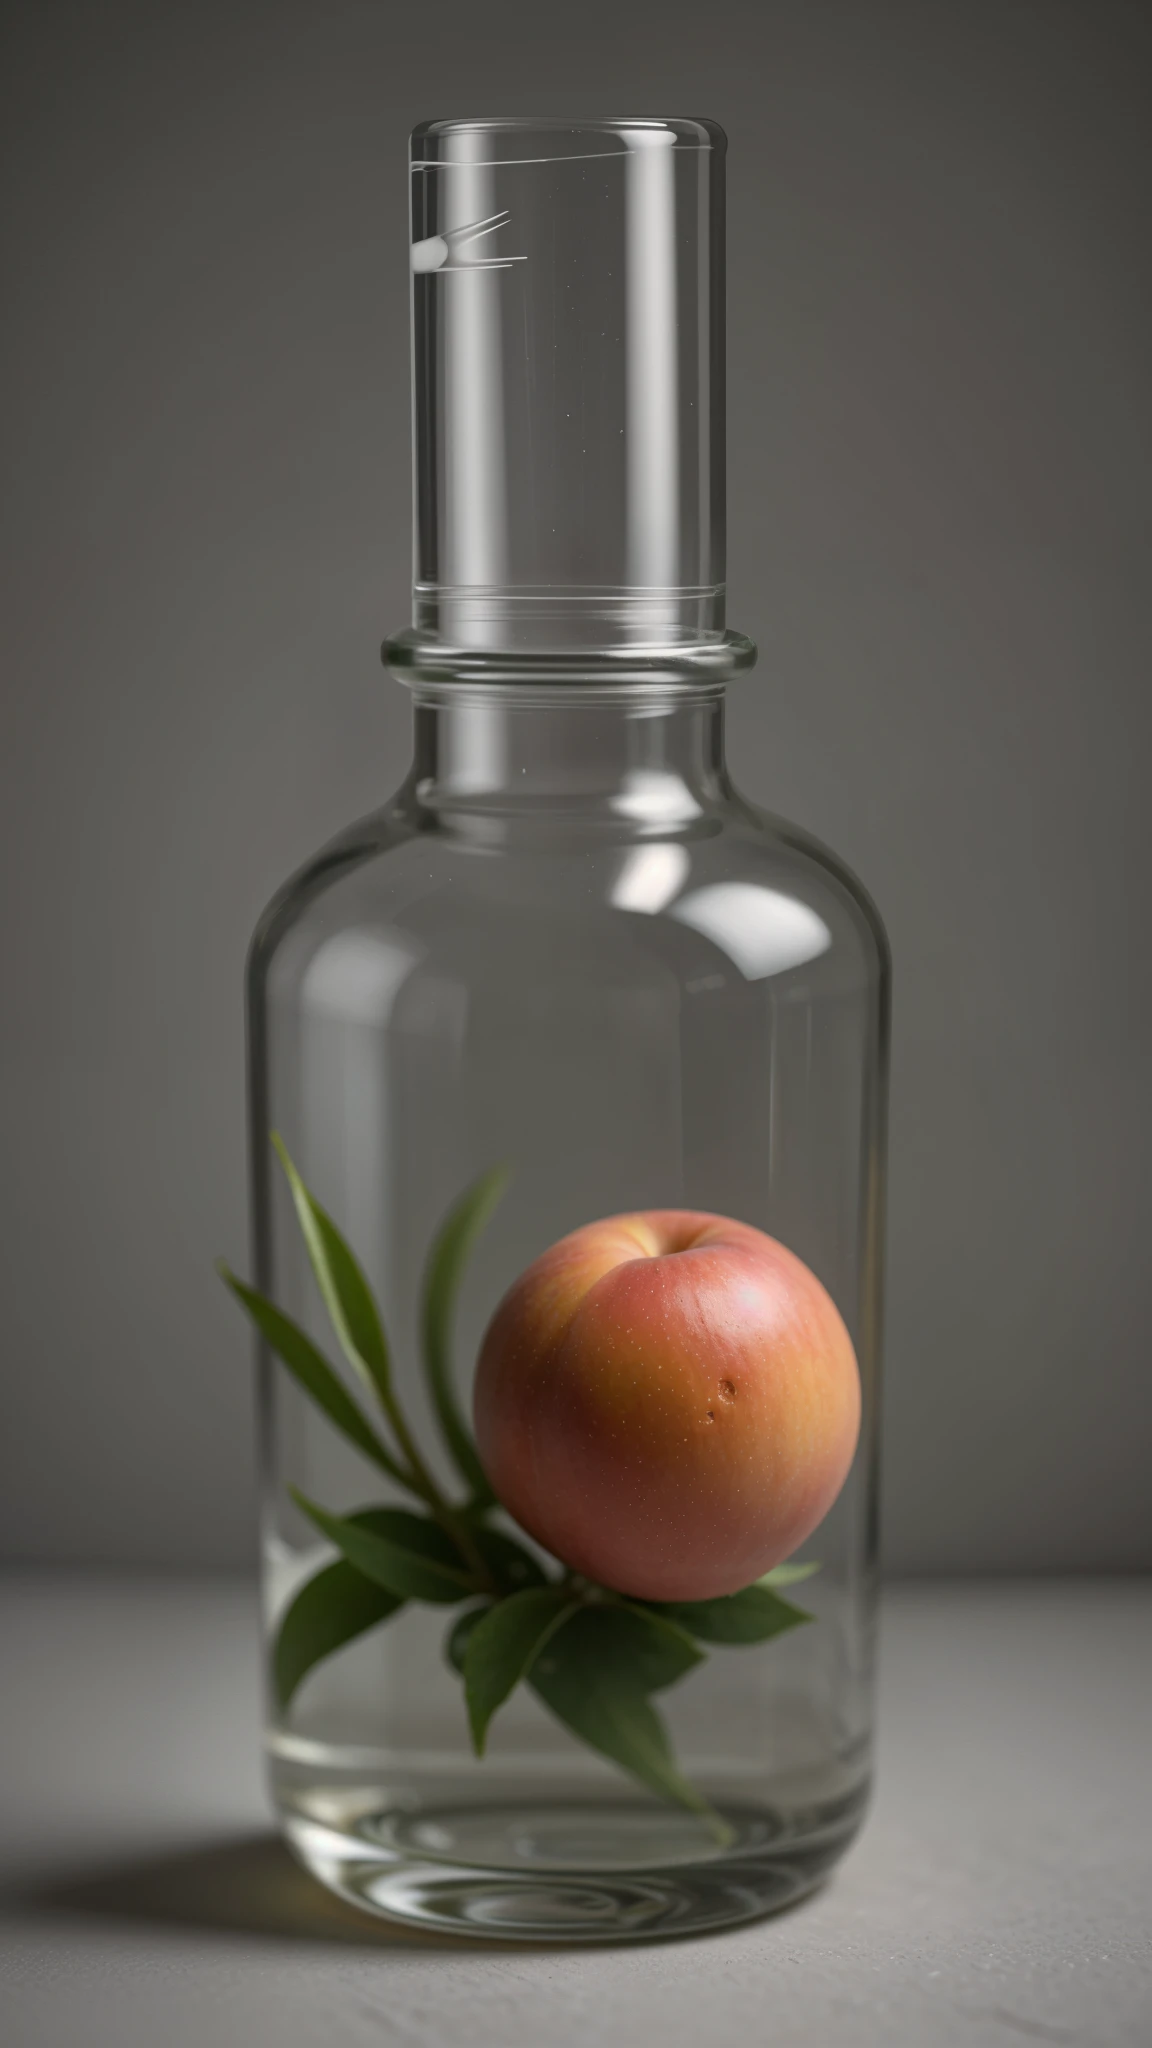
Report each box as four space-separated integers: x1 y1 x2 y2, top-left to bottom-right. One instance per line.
473 1211 860 1603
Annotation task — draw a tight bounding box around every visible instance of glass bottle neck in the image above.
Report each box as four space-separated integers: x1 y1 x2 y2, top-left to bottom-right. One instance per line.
404 685 731 828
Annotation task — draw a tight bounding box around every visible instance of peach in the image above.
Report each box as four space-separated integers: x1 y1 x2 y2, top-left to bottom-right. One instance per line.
473 1211 860 1603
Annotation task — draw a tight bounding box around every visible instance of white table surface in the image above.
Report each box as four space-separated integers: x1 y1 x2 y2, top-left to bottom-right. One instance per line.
1 1576 1148 2048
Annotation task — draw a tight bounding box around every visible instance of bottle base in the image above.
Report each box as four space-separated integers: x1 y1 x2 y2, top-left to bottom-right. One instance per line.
280 1792 863 1943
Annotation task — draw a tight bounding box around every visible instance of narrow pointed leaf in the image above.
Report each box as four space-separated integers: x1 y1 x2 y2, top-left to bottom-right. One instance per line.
220 1266 408 1486
463 1588 578 1755
533 1668 702 1816
271 1134 392 1409
528 1606 728 1838
445 1602 493 1677
420 1166 508 1504
655 1583 813 1645
274 1559 402 1712
611 1603 707 1689
291 1493 475 1603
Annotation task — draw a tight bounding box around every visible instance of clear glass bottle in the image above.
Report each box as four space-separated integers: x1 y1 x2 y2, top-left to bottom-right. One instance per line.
247 118 889 1942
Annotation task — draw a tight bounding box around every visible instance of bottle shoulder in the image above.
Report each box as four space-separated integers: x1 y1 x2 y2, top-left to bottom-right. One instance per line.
247 804 407 980
248 794 889 1006
721 791 892 983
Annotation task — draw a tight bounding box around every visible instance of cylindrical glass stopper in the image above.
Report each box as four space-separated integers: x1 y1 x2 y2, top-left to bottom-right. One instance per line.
409 117 725 653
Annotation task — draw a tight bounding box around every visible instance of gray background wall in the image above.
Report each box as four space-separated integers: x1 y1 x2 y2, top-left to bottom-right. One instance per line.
2 0 1149 1574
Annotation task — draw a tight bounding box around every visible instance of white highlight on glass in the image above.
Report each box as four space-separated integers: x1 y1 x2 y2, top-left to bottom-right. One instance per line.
410 211 525 273
610 768 704 825
411 235 449 272
670 883 831 981
611 843 691 914
434 700 508 794
302 932 422 1026
624 129 679 605
442 143 507 618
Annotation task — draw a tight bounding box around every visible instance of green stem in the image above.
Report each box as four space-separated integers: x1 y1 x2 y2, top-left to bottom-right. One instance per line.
438 1507 499 1596
376 1393 497 1595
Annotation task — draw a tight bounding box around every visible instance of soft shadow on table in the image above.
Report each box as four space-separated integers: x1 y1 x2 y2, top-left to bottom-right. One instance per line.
14 1831 825 1955
17 1834 468 1950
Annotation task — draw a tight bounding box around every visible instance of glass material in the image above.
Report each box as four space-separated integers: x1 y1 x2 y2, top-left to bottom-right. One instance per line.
246 117 889 1943
409 117 724 652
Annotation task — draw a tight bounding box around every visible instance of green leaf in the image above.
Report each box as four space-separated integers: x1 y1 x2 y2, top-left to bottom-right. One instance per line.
759 1561 820 1589
274 1557 402 1712
654 1583 814 1645
463 1588 578 1756
271 1134 393 1412
528 1606 728 1838
610 1602 708 1690
472 1525 549 1593
219 1265 409 1487
445 1602 493 1677
291 1493 476 1604
420 1166 509 1505
443 1532 555 1683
